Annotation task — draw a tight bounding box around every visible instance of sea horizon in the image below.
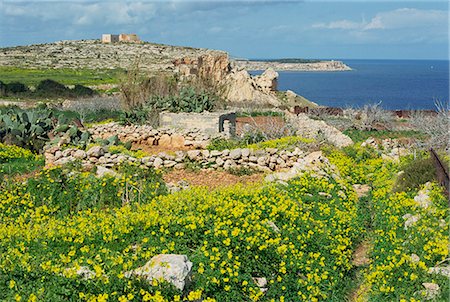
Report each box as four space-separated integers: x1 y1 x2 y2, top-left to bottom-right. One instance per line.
251 59 449 110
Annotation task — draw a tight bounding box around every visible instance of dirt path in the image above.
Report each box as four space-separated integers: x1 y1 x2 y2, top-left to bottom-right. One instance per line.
348 184 373 302
349 240 372 302
163 169 264 189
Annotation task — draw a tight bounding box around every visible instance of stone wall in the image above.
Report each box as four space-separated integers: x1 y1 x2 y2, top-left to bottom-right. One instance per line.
89 123 212 149
159 112 233 136
44 144 312 173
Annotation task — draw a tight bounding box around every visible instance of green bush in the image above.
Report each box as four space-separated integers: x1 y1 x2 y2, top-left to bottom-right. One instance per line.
35 79 96 98
35 79 69 96
0 80 7 96
228 166 259 176
6 81 28 94
148 86 216 113
393 157 436 192
72 84 95 97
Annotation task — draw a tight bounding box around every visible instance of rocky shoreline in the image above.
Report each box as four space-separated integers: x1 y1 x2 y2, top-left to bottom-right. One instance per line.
233 60 352 72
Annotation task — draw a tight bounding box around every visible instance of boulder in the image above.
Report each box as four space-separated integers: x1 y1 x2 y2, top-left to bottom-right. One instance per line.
125 254 193 291
86 146 104 158
153 157 163 169
187 150 201 160
254 68 278 93
229 148 242 160
96 166 117 178
171 134 185 148
241 148 251 158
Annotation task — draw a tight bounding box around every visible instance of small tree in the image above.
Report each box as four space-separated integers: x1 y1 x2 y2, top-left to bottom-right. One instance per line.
410 100 449 150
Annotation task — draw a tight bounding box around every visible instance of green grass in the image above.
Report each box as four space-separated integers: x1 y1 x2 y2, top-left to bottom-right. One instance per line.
343 129 427 143
0 143 44 178
0 67 124 87
0 157 44 178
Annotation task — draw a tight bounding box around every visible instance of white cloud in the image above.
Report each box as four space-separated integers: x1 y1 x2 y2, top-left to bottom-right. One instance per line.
312 8 448 31
312 20 362 30
364 8 447 30
2 2 157 26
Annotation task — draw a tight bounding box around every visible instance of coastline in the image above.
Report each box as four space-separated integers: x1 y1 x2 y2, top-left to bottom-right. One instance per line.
232 60 352 72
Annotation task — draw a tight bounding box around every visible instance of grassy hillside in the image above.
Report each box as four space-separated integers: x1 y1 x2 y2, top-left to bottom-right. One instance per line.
0 67 123 87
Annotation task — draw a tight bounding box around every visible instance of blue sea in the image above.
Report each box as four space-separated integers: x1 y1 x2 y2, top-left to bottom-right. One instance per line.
253 59 449 110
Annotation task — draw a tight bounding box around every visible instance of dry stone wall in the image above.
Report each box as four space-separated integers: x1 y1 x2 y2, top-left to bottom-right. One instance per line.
44 144 311 173
89 122 211 149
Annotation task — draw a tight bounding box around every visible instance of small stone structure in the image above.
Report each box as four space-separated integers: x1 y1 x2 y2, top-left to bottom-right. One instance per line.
101 33 140 43
159 112 234 136
101 34 119 43
119 33 140 43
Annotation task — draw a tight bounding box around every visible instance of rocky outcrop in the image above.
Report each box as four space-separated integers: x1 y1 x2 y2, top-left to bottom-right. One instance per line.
233 60 352 72
361 137 410 162
173 53 230 82
265 151 335 182
253 68 278 93
125 254 193 291
286 113 353 148
222 68 281 106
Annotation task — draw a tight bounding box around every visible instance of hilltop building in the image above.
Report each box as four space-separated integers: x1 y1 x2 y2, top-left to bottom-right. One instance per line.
101 33 140 43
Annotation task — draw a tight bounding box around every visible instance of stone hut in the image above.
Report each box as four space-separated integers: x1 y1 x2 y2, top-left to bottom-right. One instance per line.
119 34 141 43
101 34 119 43
101 33 141 43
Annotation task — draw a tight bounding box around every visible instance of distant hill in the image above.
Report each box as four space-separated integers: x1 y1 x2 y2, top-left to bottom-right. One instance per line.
0 40 226 71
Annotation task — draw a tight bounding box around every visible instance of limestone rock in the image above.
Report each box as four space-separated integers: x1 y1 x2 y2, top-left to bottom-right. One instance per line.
402 213 420 230
287 113 353 148
187 150 201 160
241 148 251 158
429 266 450 278
229 148 242 160
352 184 371 198
254 68 278 93
418 283 440 301
223 69 281 106
153 157 164 169
125 254 193 291
86 146 104 158
96 166 117 178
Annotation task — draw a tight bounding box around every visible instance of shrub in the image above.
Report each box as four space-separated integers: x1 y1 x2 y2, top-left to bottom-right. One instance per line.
72 84 95 97
228 166 258 176
0 143 43 177
0 80 7 96
6 81 29 94
409 100 449 150
35 79 69 96
148 86 216 113
247 136 315 151
348 102 394 131
393 157 437 192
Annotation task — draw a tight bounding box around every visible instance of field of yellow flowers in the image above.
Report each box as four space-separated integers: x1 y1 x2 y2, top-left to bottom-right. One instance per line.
0 143 448 301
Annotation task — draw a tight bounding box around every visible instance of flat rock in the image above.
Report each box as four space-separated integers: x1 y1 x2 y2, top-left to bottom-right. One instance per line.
125 254 192 291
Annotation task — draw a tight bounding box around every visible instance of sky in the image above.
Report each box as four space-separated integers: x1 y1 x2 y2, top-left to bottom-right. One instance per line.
0 0 448 60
